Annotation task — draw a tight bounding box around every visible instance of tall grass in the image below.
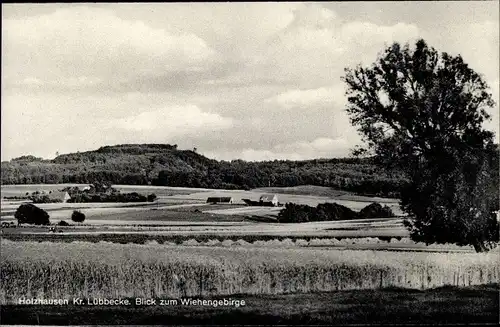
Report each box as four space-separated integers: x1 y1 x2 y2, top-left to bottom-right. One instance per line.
0 240 498 303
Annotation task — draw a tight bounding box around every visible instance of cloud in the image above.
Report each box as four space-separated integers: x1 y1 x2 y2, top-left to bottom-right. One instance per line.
246 6 421 86
108 104 233 135
2 6 217 85
484 78 499 142
1 3 497 161
0 94 234 161
265 85 346 109
422 20 499 83
204 137 357 161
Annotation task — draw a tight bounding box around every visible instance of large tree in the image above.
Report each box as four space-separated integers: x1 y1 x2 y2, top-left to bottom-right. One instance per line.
342 39 499 252
15 203 50 225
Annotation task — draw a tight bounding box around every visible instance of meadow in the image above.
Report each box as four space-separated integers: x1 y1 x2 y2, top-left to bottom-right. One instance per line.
0 184 207 197
1 240 498 304
1 183 498 324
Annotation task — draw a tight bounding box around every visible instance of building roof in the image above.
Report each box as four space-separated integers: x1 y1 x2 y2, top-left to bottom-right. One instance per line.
48 191 71 201
206 197 233 203
259 194 277 201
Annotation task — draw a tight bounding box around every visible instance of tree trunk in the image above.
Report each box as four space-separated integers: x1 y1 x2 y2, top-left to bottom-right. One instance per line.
472 241 488 253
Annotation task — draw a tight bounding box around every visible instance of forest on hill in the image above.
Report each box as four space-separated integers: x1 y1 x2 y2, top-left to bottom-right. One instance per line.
2 143 497 198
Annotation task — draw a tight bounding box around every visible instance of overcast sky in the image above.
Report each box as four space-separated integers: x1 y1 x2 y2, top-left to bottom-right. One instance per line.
2 2 499 162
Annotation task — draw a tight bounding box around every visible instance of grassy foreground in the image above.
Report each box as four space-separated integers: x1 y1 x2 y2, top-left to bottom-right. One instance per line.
1 241 498 302
1 285 498 325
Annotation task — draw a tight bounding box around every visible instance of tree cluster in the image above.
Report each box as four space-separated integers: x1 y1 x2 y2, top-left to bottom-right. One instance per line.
62 184 157 203
1 144 409 198
278 201 394 223
14 203 50 225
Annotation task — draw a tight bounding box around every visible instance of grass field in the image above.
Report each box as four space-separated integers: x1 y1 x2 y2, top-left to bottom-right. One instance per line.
1 184 405 223
1 240 497 304
253 185 399 203
2 234 474 253
0 184 208 197
0 184 497 325
1 216 409 242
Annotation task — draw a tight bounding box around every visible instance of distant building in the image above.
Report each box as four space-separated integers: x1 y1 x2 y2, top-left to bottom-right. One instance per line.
259 194 278 207
48 191 71 203
242 198 257 206
206 197 233 204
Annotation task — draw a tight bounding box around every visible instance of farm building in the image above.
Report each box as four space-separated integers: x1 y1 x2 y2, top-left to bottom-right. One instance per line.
259 194 279 207
206 197 233 204
48 191 71 203
242 198 259 206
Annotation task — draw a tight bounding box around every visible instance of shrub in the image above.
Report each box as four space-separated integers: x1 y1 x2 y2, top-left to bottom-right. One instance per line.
278 202 359 223
359 202 394 218
58 220 70 226
278 201 395 223
14 203 50 225
31 195 62 203
147 193 157 202
68 192 148 203
316 202 359 220
71 210 86 223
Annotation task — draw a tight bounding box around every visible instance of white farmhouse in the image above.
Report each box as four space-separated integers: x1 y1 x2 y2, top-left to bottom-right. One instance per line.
259 194 279 207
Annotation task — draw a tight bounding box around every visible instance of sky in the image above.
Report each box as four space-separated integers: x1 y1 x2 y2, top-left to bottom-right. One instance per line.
1 2 499 162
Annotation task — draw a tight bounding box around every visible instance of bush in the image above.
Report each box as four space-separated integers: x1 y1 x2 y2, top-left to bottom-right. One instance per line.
71 210 86 223
316 202 359 221
147 193 157 202
68 192 148 203
32 195 62 203
14 203 50 225
278 202 359 223
278 201 395 223
359 202 394 218
58 220 70 226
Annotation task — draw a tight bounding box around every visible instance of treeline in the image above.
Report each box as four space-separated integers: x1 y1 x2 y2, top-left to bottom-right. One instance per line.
62 183 157 203
67 192 157 203
278 202 395 223
17 183 158 203
3 143 492 198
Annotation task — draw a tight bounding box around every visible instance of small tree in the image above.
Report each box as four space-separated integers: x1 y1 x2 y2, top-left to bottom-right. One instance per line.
359 202 394 218
147 193 157 202
71 210 86 223
14 203 50 225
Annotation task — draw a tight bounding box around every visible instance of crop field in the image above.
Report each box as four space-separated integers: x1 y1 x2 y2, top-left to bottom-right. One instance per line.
253 185 399 203
1 182 497 324
1 184 404 220
0 184 208 197
1 215 409 240
1 240 498 304
0 184 404 231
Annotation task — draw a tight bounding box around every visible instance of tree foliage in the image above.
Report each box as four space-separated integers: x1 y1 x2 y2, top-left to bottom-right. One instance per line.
71 210 86 223
343 39 499 251
14 203 50 225
1 144 408 198
343 39 494 171
278 202 394 223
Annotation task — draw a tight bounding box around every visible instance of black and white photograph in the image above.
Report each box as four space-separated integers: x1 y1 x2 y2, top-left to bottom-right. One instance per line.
1 2 499 325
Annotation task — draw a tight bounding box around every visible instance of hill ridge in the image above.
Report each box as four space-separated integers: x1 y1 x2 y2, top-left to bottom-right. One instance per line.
0 143 415 198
